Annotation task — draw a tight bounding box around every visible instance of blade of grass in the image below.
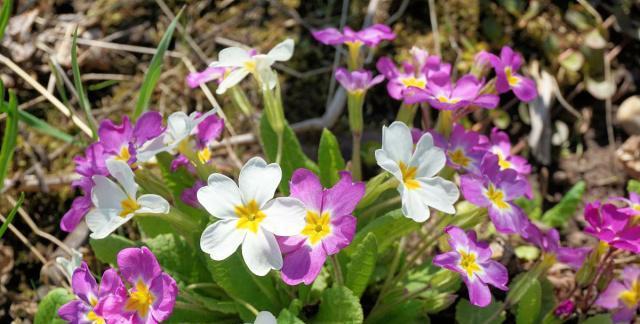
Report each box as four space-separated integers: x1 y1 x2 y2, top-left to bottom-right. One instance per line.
71 28 97 138
0 192 23 239
0 101 74 143
0 0 12 41
0 86 19 191
132 8 183 119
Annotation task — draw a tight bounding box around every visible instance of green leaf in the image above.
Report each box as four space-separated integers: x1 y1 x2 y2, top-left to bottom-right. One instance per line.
627 179 640 194
278 309 305 324
144 233 210 284
90 234 137 265
16 110 74 143
313 286 363 324
34 288 74 324
367 300 425 324
133 9 182 119
455 299 505 324
345 232 377 297
0 89 18 191
541 181 585 227
514 246 540 261
204 252 279 321
582 314 612 324
71 28 97 137
259 115 318 194
0 192 22 239
346 209 419 255
318 128 345 187
516 278 541 324
0 0 12 41
166 303 236 323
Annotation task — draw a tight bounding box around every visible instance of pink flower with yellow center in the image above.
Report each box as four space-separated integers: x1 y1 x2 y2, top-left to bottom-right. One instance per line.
596 265 640 323
278 169 364 285
475 46 537 102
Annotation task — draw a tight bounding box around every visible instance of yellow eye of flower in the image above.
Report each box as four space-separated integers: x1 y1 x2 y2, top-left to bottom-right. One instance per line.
449 149 471 167
504 67 520 87
119 197 140 217
115 146 131 162
86 310 106 324
301 211 332 245
458 250 481 278
437 95 460 104
619 280 640 309
401 77 426 89
495 151 512 170
197 147 212 164
399 161 420 190
235 200 266 233
485 184 509 210
124 280 156 319
244 60 257 74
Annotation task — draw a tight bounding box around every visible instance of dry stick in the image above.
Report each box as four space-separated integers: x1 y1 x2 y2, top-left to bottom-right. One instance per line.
155 0 209 64
428 0 441 57
0 53 93 136
324 0 349 109
0 212 48 265
5 195 74 256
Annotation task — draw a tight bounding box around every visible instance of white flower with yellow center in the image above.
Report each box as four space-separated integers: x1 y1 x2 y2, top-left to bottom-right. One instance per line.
86 160 169 239
211 39 294 94
198 157 306 276
375 121 459 222
137 109 217 161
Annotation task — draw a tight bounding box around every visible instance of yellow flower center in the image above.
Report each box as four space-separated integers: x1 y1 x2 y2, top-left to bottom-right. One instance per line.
399 161 420 190
619 280 640 309
449 149 471 167
504 67 520 87
437 95 460 104
235 200 266 233
485 184 509 210
197 147 212 164
458 250 481 278
300 211 332 245
86 310 106 324
244 60 257 74
495 151 512 170
115 146 131 162
401 77 426 89
124 280 156 319
119 197 140 217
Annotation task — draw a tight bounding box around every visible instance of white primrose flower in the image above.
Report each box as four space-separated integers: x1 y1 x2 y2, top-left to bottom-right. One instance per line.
198 157 306 276
137 109 217 161
86 160 169 239
375 121 460 222
211 39 295 94
56 249 83 283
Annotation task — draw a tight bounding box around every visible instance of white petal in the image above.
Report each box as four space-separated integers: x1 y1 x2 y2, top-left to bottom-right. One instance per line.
415 177 459 214
257 65 277 90
136 136 168 162
374 149 402 181
166 112 191 142
106 160 137 198
136 194 170 214
254 311 277 324
200 219 246 261
260 197 306 236
91 175 127 210
192 108 218 126
216 47 251 67
86 208 133 239
382 122 413 163
197 174 242 220
410 133 446 178
242 229 282 276
239 157 281 207
216 69 250 94
267 39 294 62
401 188 431 222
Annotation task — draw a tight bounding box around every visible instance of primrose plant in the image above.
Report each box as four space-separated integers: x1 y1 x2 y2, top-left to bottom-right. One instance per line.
39 19 640 324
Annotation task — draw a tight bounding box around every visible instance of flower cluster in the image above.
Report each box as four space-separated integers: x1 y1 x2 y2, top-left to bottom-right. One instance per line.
58 247 177 324
584 197 640 253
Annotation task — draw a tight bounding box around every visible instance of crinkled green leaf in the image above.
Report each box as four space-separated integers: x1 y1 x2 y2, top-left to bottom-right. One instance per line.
455 299 505 324
144 233 210 284
514 245 540 261
313 286 363 324
318 128 345 187
345 232 377 297
34 288 74 324
278 309 305 324
541 181 585 227
627 179 640 195
259 114 318 195
346 209 419 256
90 234 137 265
516 278 541 324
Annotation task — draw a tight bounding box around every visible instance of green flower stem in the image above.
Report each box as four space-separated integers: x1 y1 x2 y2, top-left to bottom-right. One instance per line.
357 173 397 211
435 110 453 137
134 169 174 201
346 42 363 70
156 207 201 238
261 83 286 164
227 86 253 117
395 103 417 125
347 91 365 180
330 254 344 286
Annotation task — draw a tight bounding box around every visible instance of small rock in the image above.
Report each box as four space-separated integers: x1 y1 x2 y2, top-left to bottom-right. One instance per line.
616 95 640 135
